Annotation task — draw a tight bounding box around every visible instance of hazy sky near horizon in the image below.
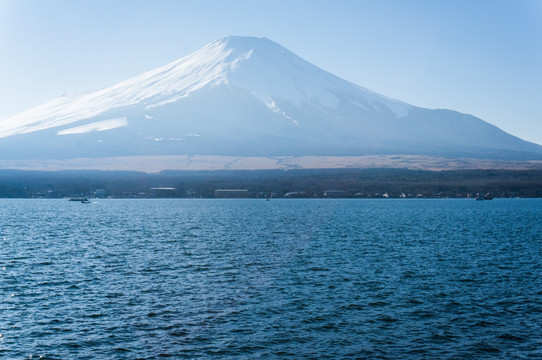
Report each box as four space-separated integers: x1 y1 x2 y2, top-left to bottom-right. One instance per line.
1 0 541 144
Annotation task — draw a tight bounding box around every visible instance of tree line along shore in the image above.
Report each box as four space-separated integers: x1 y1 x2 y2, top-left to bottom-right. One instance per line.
0 168 541 199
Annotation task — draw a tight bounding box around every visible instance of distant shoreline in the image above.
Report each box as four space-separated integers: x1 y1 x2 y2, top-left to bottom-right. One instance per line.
1 168 541 199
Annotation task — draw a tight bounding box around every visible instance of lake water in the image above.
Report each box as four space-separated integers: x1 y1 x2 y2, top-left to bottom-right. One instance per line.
1 199 541 359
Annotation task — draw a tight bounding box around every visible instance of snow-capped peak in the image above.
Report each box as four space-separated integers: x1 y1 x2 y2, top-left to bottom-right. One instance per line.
0 36 540 162
0 36 410 138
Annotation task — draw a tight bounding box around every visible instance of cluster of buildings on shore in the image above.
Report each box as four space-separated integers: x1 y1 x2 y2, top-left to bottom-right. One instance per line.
77 188 500 199
27 188 509 199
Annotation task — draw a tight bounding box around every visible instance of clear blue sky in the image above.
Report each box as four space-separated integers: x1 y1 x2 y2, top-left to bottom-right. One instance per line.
1 0 541 144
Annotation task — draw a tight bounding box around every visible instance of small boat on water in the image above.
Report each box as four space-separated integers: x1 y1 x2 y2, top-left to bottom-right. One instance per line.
69 197 91 203
475 194 493 201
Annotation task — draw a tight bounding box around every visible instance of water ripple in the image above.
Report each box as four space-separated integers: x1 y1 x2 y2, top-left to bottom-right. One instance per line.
0 198 540 358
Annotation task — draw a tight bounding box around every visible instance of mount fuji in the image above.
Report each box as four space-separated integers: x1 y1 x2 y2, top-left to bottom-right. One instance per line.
1 36 541 168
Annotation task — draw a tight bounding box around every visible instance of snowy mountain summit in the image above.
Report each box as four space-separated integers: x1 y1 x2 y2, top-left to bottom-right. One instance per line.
1 36 541 162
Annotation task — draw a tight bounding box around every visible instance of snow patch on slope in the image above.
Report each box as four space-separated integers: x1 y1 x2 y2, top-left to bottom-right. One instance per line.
58 118 128 135
265 98 297 125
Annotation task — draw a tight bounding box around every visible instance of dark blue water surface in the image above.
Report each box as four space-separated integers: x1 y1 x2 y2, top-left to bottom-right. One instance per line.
1 199 541 359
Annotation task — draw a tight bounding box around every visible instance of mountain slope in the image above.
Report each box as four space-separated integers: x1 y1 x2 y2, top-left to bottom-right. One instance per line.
1 36 541 161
